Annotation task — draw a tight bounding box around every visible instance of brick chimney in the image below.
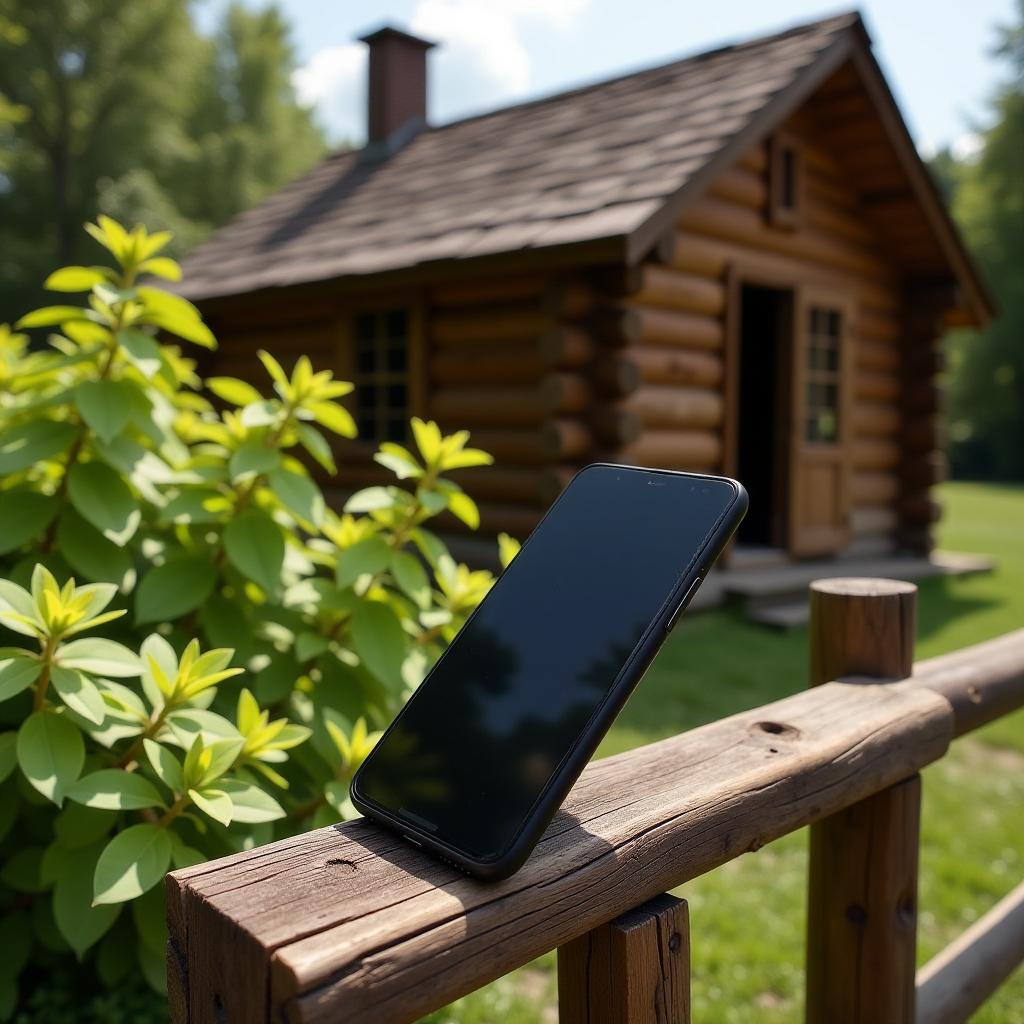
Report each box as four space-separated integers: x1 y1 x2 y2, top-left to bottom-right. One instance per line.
359 26 436 153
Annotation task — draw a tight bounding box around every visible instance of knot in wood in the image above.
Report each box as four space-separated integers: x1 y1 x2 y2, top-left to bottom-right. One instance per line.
668 931 682 953
845 903 867 925
323 857 357 872
752 720 800 739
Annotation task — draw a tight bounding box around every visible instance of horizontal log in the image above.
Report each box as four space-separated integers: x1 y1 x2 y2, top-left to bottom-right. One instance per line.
539 325 596 368
432 309 551 347
901 450 947 489
856 338 900 373
899 495 942 527
629 266 727 317
463 429 549 464
906 382 941 416
430 347 546 387
430 276 545 308
616 308 724 351
914 628 1024 737
736 143 768 174
430 388 546 427
590 407 643 446
592 354 642 396
541 418 593 459
541 372 592 414
903 416 942 453
709 166 768 209
856 370 901 403
616 429 721 470
679 196 895 282
803 192 877 247
851 505 898 535
543 279 595 319
857 310 902 344
853 401 901 439
446 466 553 506
854 439 901 471
168 676 952 1023
626 347 723 389
476 501 543 538
851 472 900 504
621 386 724 430
916 881 1024 1024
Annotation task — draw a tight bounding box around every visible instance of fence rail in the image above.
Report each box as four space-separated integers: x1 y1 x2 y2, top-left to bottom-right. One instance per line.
166 579 1024 1024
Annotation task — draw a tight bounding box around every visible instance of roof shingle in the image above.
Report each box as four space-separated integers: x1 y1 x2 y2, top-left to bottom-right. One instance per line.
179 13 859 301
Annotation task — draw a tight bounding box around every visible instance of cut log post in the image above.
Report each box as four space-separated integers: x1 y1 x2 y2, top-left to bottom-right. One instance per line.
615 307 724 351
558 893 691 1024
540 325 596 367
805 578 928 1024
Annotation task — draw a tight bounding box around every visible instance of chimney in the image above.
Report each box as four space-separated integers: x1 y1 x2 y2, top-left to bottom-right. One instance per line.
359 26 436 155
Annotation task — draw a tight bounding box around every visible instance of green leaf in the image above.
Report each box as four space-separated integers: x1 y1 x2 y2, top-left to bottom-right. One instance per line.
199 738 244 786
168 833 205 869
135 558 217 624
67 460 139 543
163 709 241 750
1 847 45 893
297 423 335 473
144 739 183 793
0 490 59 554
0 419 78 474
16 305 90 328
50 666 107 726
66 770 163 811
74 379 139 444
441 448 493 470
391 551 431 609
336 535 391 588
309 401 356 437
0 651 40 702
344 486 395 513
53 841 121 958
136 287 215 348
447 490 480 529
93 824 172 904
374 450 421 479
351 601 406 688
57 508 134 587
267 466 324 526
117 329 163 378
17 710 84 805
189 787 232 827
224 511 284 596
411 417 442 465
58 637 142 677
45 266 108 292
0 733 16 784
54 801 117 849
498 532 520 567
208 377 262 406
218 779 285 823
138 256 181 281
229 442 281 481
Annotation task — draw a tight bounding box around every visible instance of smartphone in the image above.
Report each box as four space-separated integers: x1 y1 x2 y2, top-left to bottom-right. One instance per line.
351 464 747 880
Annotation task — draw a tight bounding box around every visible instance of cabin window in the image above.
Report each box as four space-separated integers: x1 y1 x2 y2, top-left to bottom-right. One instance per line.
768 134 803 229
353 309 409 442
804 306 842 444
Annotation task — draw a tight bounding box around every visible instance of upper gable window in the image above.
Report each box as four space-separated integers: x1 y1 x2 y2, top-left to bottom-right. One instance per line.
353 309 409 443
768 133 803 229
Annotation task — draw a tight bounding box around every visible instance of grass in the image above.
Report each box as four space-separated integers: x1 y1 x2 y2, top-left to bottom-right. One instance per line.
424 481 1024 1023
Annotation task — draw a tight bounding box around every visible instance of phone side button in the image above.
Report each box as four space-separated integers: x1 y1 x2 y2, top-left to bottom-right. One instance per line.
666 578 702 631
404 834 423 849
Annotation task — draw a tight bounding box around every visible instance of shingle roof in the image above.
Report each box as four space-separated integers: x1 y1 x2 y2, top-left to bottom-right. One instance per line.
179 13 860 302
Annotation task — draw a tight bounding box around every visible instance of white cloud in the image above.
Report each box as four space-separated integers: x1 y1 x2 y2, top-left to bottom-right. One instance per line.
291 43 365 143
292 0 590 142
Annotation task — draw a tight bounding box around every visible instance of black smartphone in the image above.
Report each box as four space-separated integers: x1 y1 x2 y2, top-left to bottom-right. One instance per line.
351 464 747 880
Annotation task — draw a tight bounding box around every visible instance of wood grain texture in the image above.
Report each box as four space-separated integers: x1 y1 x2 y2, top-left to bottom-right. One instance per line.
168 677 952 1024
915 880 1024 1024
807 578 921 1024
558 893 690 1024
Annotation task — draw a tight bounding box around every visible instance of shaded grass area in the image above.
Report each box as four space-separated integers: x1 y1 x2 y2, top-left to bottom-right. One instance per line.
425 482 1024 1023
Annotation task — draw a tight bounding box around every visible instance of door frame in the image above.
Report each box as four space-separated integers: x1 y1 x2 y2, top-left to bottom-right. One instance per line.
723 263 797 555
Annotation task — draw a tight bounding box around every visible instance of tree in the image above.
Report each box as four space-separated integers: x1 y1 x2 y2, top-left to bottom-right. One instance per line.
0 1 325 323
944 1 1024 480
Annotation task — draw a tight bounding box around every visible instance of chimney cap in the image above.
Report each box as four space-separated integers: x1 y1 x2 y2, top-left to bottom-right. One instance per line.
358 25 437 51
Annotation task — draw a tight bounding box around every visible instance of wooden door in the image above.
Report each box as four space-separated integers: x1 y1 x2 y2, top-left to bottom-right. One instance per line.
788 292 853 557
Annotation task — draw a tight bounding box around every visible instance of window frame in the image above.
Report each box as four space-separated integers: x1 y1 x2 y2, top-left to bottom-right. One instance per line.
768 132 804 230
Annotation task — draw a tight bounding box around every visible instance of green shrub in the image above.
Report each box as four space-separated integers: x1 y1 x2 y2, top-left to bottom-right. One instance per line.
0 217 513 1015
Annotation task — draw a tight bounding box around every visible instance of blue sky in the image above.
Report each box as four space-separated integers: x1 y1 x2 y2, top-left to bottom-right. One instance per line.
196 0 1014 154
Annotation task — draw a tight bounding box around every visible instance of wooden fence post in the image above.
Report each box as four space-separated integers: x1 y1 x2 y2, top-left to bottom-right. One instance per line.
806 577 920 1024
558 892 690 1023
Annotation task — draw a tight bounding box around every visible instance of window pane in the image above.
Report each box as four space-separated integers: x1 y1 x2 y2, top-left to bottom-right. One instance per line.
386 416 406 442
386 383 406 409
386 309 407 342
355 313 376 342
386 342 407 372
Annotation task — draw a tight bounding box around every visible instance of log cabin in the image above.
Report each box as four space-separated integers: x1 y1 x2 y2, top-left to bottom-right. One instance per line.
178 11 993 575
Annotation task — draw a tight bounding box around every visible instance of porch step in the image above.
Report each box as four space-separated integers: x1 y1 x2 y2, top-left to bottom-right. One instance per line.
722 549 994 629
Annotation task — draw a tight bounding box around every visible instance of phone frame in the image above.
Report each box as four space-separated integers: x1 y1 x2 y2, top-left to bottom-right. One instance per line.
350 465 748 880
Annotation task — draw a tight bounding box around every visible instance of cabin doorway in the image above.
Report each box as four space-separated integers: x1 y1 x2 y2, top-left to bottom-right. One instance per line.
734 284 792 551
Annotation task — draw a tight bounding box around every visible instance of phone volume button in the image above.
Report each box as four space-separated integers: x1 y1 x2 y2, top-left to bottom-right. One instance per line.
667 578 702 631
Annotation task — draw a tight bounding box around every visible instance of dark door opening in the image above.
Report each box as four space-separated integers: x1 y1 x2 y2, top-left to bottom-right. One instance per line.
735 284 792 548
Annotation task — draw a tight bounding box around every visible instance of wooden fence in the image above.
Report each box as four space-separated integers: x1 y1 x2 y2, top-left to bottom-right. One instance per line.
166 578 1024 1023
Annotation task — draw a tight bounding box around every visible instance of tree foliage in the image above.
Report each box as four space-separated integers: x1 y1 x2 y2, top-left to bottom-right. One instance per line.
0 218 516 1011
942 1 1024 480
0 1 325 321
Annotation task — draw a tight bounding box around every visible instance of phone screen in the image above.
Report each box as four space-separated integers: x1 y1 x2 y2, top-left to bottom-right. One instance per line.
355 466 739 862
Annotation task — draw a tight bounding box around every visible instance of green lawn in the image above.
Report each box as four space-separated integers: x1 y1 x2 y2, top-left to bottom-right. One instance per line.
425 481 1024 1023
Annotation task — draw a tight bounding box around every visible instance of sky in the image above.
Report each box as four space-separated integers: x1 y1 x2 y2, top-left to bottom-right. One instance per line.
195 0 1015 156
